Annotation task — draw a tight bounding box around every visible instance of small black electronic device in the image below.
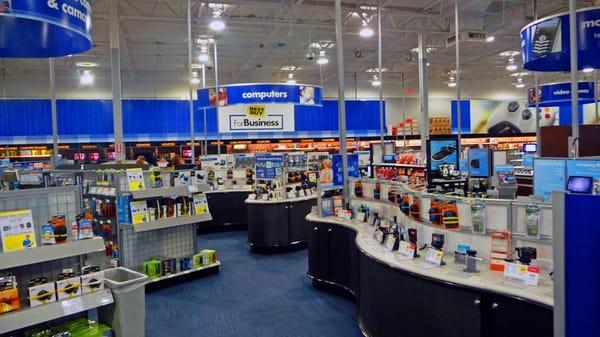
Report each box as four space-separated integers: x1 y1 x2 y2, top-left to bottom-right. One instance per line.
431 233 445 251
408 228 419 258
566 176 593 194
516 247 537 265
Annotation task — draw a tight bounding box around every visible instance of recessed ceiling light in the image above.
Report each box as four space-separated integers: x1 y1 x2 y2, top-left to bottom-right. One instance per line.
583 67 595 73
506 64 518 71
510 72 531 77
310 41 334 49
198 52 209 63
286 79 297 84
209 10 225 31
486 36 495 42
191 78 200 85
515 83 525 88
76 62 97 68
448 82 457 87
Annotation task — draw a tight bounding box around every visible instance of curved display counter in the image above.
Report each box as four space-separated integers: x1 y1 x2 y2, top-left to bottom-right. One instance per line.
307 213 553 337
246 195 317 252
198 189 253 233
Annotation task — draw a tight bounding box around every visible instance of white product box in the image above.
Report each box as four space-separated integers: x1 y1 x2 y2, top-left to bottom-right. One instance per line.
56 276 82 300
81 272 104 294
28 282 56 307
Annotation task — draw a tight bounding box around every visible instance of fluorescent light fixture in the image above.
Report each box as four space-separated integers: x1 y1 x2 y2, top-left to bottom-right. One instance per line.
517 77 523 83
366 67 388 73
76 62 97 68
80 70 94 85
583 67 594 73
486 36 495 42
448 82 457 87
359 23 374 38
317 51 329 65
515 83 525 88
280 65 298 72
209 11 225 31
191 78 201 85
506 63 518 71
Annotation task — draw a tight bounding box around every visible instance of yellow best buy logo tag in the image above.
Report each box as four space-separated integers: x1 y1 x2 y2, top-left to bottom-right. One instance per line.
246 105 266 118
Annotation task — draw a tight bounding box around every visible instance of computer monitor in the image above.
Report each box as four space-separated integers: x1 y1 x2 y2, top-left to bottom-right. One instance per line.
523 143 537 153
566 176 593 194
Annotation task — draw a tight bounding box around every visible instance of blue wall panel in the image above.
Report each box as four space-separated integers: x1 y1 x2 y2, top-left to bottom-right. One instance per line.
57 100 113 136
451 100 471 133
0 99 51 136
0 99 386 143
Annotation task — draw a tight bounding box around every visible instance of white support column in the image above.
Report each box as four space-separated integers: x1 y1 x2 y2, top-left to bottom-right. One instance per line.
214 41 220 156
335 0 349 202
187 0 196 162
49 59 59 167
454 2 462 156
568 0 579 157
377 0 384 146
418 33 429 158
109 0 125 161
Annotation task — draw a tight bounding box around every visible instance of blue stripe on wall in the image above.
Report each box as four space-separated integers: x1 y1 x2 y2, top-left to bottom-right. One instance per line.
0 99 386 144
451 100 471 133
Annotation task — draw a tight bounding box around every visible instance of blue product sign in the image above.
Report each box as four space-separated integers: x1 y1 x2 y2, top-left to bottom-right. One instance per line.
534 158 567 201
0 0 93 57
255 154 284 179
429 139 459 172
567 159 600 194
521 8 600 71
347 154 359 179
468 148 491 178
527 82 596 107
197 84 322 108
522 154 535 169
332 155 343 187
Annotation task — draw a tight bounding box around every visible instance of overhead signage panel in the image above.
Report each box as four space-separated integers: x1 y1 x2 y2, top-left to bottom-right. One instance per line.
197 84 322 108
218 104 295 133
521 7 600 71
527 82 596 107
0 0 93 57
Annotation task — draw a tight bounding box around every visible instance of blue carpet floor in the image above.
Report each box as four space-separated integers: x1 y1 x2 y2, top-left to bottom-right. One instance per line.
145 231 363 337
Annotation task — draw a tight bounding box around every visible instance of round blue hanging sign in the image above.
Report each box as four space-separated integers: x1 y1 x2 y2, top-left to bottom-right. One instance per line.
0 0 93 58
521 7 600 72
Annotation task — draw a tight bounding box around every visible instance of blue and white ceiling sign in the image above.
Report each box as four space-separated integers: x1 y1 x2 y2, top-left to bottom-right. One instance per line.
527 81 596 107
0 0 93 58
197 83 322 108
521 7 600 72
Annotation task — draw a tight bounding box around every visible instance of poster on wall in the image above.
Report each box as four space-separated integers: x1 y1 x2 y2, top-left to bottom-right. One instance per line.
566 159 600 195
583 103 600 125
255 154 284 179
0 209 37 253
534 158 567 201
218 104 295 133
319 156 334 186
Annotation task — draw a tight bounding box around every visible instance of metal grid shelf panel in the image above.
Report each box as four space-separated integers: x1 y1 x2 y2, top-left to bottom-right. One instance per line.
126 213 212 233
0 289 114 335
119 223 197 271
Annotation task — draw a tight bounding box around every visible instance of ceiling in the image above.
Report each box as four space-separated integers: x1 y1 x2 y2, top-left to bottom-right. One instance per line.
0 0 597 99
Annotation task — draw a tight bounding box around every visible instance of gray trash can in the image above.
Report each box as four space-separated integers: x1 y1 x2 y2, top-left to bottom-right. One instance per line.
99 267 149 337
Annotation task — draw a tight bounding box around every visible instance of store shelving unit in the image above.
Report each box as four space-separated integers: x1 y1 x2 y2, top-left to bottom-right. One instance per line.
0 237 104 270
148 261 220 284
0 184 115 335
0 289 114 335
126 213 213 233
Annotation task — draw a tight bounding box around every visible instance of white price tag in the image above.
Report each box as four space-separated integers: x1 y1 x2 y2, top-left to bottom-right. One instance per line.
503 262 540 286
384 235 397 251
425 248 444 266
397 241 416 259
373 229 384 244
61 297 84 316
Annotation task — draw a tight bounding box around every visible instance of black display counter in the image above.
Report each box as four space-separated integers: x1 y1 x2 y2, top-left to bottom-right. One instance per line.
246 196 317 253
197 190 252 233
306 214 554 337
